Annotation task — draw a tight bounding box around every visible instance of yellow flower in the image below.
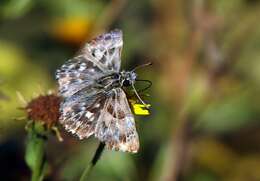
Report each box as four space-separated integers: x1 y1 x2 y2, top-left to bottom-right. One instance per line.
129 100 151 115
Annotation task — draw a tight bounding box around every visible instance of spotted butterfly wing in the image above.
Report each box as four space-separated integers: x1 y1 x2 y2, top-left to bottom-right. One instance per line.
56 29 122 97
56 30 140 153
95 88 139 152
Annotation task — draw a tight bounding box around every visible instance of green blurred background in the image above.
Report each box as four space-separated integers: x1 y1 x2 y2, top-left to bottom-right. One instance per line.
1 0 260 180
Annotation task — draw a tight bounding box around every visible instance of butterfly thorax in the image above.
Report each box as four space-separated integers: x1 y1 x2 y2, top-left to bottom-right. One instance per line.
96 71 136 91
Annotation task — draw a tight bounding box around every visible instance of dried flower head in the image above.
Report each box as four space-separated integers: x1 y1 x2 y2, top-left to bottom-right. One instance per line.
25 94 61 127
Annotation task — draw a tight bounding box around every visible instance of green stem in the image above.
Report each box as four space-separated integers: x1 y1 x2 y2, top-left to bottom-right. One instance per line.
79 142 105 181
25 122 48 181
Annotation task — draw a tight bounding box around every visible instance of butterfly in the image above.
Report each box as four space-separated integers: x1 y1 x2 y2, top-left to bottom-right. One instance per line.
56 29 150 153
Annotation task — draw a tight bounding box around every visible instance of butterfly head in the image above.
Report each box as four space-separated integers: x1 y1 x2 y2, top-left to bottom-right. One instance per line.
119 71 137 87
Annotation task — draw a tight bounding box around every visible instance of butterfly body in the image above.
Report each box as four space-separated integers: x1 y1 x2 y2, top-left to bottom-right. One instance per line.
56 30 143 153
96 71 137 90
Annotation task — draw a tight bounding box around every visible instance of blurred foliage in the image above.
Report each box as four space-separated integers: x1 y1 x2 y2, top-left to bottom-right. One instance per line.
0 0 260 180
0 41 52 132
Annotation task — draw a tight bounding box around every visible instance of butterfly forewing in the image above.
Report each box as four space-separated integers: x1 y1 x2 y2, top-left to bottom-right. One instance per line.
56 57 104 97
80 29 122 72
56 29 123 97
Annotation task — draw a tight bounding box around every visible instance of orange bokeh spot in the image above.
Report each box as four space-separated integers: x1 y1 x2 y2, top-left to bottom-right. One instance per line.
50 17 91 45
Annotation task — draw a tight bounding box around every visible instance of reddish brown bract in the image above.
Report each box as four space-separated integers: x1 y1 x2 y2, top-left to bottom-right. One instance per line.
26 94 61 127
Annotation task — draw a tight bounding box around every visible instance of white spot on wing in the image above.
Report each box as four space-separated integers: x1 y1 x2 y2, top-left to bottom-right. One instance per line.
93 49 103 59
79 66 86 71
119 143 128 152
85 111 94 118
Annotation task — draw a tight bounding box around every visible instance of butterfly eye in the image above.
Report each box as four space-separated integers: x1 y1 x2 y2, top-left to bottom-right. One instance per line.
123 79 131 86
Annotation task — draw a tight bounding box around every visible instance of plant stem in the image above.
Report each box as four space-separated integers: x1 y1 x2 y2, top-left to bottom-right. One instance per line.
79 142 105 181
25 122 48 181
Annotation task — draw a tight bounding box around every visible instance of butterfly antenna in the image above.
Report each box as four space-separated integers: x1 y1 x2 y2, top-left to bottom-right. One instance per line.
131 84 149 108
131 62 152 72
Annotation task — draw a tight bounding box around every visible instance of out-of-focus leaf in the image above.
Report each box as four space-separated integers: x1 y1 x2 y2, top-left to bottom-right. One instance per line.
189 171 218 181
224 156 260 181
213 0 244 17
0 91 9 101
92 151 137 181
60 142 137 181
0 41 52 131
1 0 34 18
192 137 238 176
149 143 172 181
46 0 104 18
185 71 209 112
196 92 255 133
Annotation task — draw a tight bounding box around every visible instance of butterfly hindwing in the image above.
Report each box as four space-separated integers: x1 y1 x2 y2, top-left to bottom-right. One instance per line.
60 88 107 139
95 88 139 153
